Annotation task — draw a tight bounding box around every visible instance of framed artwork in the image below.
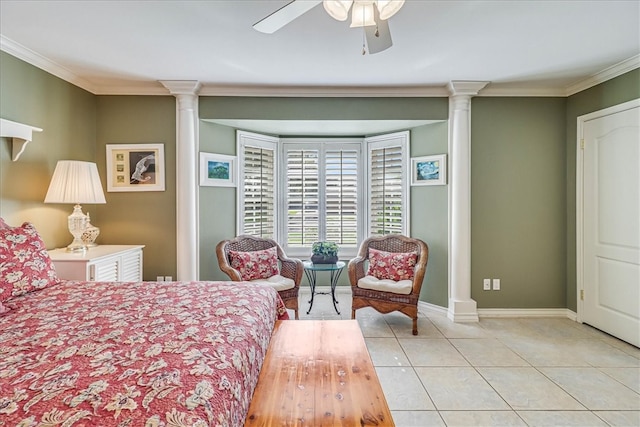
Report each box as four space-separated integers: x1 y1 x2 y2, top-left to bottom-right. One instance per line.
106 143 165 192
411 154 447 186
200 152 237 187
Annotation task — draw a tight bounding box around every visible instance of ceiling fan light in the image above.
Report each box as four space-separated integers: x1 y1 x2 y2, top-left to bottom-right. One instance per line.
376 0 405 20
350 1 376 27
323 0 353 21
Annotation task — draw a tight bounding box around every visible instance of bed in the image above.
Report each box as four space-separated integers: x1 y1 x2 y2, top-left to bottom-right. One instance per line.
0 221 289 427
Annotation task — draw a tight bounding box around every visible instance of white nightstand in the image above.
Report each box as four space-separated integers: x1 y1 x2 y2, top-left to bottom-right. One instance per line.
48 245 145 282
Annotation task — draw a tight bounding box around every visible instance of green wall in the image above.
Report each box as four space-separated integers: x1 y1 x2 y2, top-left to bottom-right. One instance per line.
95 96 177 281
3 49 638 311
198 97 452 305
471 97 567 308
200 97 448 121
199 121 237 280
0 52 97 247
564 69 640 311
0 53 178 281
410 121 449 307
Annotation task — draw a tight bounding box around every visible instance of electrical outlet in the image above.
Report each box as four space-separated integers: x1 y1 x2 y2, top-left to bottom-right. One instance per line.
483 279 491 290
493 278 501 290
164 276 173 282
156 276 164 282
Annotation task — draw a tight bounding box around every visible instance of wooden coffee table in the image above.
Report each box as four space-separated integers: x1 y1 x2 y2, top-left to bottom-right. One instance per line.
244 320 394 426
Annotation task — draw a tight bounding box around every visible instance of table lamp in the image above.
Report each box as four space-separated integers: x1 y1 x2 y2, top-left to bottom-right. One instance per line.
44 160 106 251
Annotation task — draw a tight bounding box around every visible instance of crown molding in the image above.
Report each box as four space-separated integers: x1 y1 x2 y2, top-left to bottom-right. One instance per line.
2 35 637 98
479 86 568 97
1 35 98 94
565 54 640 96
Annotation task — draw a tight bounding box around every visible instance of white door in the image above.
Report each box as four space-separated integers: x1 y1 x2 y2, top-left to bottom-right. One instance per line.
580 99 640 346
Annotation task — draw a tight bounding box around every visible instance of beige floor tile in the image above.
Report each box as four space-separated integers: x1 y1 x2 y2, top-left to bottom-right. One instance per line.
357 314 396 337
391 410 445 427
389 316 444 339
478 318 542 340
594 411 640 427
600 367 640 393
478 367 585 410
365 337 411 366
375 367 436 411
429 315 490 338
439 410 527 426
562 339 640 368
399 339 469 367
540 367 640 410
450 338 529 367
517 317 596 339
517 410 608 426
499 336 592 366
415 367 509 410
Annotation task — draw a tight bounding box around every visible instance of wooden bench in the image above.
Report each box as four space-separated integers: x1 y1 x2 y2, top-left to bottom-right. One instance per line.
244 320 394 426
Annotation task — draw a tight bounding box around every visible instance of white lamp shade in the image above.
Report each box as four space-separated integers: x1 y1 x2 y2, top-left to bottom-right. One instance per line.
376 0 404 20
323 0 353 21
350 1 376 27
44 160 106 204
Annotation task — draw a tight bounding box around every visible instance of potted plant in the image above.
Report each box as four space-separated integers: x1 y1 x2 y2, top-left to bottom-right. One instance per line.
310 241 339 264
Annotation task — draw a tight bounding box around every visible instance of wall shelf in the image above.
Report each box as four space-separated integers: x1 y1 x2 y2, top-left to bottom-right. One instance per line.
0 118 43 161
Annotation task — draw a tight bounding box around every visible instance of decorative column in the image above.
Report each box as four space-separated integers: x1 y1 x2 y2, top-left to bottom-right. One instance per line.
447 81 488 322
160 80 201 281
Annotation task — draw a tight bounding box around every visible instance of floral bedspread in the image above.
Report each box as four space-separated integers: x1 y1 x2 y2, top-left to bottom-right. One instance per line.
0 280 289 427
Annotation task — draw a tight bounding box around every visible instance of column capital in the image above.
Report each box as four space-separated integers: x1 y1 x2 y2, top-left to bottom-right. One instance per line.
447 81 489 97
160 80 202 95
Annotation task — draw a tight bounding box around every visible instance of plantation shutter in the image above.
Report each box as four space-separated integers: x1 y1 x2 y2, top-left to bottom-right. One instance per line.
325 148 359 246
367 132 410 236
281 140 362 255
237 131 277 239
286 148 320 246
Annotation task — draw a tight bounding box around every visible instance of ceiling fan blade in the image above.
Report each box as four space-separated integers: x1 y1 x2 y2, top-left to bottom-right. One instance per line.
253 0 322 34
365 8 393 54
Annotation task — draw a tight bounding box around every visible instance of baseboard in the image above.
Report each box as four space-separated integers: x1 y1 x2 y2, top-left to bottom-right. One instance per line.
418 301 577 321
418 301 448 317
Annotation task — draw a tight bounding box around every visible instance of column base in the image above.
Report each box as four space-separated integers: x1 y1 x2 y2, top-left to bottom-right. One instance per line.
447 299 479 323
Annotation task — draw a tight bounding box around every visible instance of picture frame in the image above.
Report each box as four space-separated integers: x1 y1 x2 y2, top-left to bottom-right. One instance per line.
106 143 165 192
411 154 447 186
200 152 237 187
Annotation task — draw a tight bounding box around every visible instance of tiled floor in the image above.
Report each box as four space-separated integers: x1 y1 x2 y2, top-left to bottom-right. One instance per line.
289 286 640 427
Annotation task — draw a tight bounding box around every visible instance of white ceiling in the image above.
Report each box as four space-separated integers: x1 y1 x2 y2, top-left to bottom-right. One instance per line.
1 0 639 97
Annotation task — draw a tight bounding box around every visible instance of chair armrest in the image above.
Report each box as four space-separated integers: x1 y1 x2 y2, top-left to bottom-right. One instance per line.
215 240 243 281
279 256 303 286
348 256 367 286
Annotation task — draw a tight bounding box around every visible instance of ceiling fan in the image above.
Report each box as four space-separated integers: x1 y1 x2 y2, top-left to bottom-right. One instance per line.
253 0 405 54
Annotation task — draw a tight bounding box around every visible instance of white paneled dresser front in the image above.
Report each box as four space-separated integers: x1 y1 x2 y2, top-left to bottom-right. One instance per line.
48 245 145 281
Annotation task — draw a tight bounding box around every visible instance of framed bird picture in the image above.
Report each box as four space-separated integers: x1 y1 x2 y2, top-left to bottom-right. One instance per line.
106 143 165 192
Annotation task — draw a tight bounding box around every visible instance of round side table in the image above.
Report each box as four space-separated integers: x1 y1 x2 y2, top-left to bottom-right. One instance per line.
302 260 345 314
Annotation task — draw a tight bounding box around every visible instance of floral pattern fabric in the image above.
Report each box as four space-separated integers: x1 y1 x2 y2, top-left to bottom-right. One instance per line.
228 247 279 281
0 222 59 302
366 247 418 281
0 280 288 426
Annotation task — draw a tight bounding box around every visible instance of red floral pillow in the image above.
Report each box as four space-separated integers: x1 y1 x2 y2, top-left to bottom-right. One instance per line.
0 222 59 302
228 246 279 281
367 247 417 281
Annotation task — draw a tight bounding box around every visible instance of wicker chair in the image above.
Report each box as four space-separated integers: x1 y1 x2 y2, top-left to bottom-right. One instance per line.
216 235 303 319
349 235 429 335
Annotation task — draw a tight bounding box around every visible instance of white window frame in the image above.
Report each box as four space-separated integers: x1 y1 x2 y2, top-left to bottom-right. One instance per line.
236 130 279 237
278 138 364 258
365 131 411 237
235 131 410 256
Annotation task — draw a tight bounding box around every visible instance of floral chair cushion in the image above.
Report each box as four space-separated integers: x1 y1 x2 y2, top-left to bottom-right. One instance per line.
366 247 417 282
228 246 280 281
0 222 59 302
